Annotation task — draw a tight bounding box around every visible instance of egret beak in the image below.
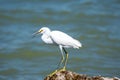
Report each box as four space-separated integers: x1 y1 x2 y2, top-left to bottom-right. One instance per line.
32 31 40 38
32 30 43 38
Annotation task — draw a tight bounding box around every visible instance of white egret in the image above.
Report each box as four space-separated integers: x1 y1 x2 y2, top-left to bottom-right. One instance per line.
33 27 82 72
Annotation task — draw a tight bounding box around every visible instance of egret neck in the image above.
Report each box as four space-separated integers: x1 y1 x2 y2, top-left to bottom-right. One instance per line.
41 28 53 44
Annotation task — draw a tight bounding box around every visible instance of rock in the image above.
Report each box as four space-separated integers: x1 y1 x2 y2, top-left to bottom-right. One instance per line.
44 70 120 80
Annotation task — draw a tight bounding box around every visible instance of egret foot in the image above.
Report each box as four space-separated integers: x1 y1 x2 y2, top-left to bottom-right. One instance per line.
48 70 58 77
48 67 66 77
57 66 66 72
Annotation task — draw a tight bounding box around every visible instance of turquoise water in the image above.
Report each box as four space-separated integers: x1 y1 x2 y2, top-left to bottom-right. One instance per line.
0 0 120 80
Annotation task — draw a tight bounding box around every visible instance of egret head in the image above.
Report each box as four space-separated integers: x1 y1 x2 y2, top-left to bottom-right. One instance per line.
38 27 51 34
32 27 51 37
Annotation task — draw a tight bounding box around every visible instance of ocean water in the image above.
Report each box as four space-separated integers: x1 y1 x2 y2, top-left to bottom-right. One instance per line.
0 0 120 80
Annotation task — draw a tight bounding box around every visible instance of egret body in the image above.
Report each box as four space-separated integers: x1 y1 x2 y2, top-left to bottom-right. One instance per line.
33 27 82 71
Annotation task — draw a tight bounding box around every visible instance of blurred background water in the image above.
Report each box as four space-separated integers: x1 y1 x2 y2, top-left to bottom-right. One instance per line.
0 0 120 80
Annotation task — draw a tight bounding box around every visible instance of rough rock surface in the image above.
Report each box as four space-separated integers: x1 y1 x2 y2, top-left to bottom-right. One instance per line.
44 70 120 80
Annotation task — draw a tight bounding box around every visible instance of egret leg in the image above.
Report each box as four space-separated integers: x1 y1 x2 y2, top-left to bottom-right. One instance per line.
63 48 68 70
57 45 65 69
48 46 65 77
57 53 64 69
56 48 68 72
48 46 69 76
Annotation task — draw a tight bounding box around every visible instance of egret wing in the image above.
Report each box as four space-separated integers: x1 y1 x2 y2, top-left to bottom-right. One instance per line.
50 31 81 48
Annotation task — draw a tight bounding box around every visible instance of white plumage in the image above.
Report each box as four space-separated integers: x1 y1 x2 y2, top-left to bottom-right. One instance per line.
50 31 82 48
39 27 82 48
33 27 82 70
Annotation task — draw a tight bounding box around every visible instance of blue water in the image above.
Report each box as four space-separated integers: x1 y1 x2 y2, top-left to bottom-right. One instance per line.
0 0 120 80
